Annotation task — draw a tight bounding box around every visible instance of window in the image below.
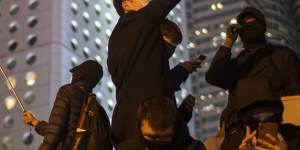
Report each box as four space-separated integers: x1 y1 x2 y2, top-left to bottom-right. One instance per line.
83 12 90 23
24 91 36 104
28 16 38 28
71 57 78 67
70 2 78 14
2 136 12 150
9 4 20 16
22 132 34 145
105 13 112 24
70 20 78 32
83 0 90 7
94 20 102 32
28 0 39 10
8 39 18 51
8 21 19 33
70 38 78 50
6 58 16 70
5 96 16 110
94 4 101 16
27 34 37 46
6 77 17 90
26 52 37 65
83 29 90 41
95 38 102 50
3 116 14 128
83 47 90 58
25 71 37 86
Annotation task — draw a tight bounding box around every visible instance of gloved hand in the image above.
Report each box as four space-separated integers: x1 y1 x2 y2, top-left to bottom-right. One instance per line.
178 94 196 124
22 111 39 126
224 24 240 48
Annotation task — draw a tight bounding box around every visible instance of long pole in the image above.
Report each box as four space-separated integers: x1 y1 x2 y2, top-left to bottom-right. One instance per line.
0 65 26 112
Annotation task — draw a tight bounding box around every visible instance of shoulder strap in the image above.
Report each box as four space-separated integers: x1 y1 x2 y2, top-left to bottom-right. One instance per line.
78 94 95 129
72 84 95 129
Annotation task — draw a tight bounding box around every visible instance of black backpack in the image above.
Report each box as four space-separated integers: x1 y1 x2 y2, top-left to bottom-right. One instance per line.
73 91 113 150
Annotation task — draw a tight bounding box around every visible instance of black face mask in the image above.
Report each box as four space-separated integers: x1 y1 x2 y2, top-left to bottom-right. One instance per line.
239 22 266 49
141 138 173 150
164 42 176 59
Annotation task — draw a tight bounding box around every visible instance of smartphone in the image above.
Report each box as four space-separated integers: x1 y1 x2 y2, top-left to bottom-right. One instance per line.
257 122 279 147
197 55 206 61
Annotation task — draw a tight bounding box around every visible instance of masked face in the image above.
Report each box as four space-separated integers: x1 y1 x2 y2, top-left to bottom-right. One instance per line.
140 120 174 150
164 41 176 59
238 15 266 49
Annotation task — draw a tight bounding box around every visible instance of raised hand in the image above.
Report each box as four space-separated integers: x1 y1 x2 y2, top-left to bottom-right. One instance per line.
256 133 287 150
239 126 257 150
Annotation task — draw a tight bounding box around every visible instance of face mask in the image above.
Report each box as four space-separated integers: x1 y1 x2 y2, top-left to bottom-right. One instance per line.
238 22 266 49
164 42 176 59
141 138 173 150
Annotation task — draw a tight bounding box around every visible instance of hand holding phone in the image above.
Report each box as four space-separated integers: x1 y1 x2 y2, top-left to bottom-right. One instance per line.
197 54 206 61
257 122 279 148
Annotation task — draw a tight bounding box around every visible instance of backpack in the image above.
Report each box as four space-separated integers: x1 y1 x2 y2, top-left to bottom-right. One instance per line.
73 91 112 150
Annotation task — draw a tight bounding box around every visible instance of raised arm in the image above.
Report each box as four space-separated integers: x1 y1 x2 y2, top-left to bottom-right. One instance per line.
205 46 239 90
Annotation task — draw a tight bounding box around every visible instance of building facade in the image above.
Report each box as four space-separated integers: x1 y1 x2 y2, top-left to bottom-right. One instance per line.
0 0 119 149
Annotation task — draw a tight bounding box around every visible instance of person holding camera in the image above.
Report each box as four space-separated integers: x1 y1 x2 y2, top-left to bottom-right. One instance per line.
237 100 288 150
205 7 300 150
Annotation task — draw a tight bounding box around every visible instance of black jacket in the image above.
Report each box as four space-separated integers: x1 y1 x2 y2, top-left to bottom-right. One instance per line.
39 84 112 150
107 0 185 144
206 44 300 129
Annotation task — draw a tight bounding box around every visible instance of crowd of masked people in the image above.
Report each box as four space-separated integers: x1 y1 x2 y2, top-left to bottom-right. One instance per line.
21 0 300 149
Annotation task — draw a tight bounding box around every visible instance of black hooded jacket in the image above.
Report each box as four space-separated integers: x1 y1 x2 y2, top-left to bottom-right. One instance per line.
205 8 300 130
107 0 189 145
39 61 112 150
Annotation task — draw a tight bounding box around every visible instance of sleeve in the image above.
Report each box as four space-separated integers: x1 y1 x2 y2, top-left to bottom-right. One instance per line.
284 50 300 95
139 0 181 24
205 46 239 90
39 86 71 150
167 65 189 92
98 104 113 150
35 121 48 136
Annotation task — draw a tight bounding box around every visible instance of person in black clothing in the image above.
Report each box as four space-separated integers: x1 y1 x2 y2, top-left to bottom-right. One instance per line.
109 0 202 145
205 7 300 150
117 96 206 150
23 60 112 150
237 100 288 150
